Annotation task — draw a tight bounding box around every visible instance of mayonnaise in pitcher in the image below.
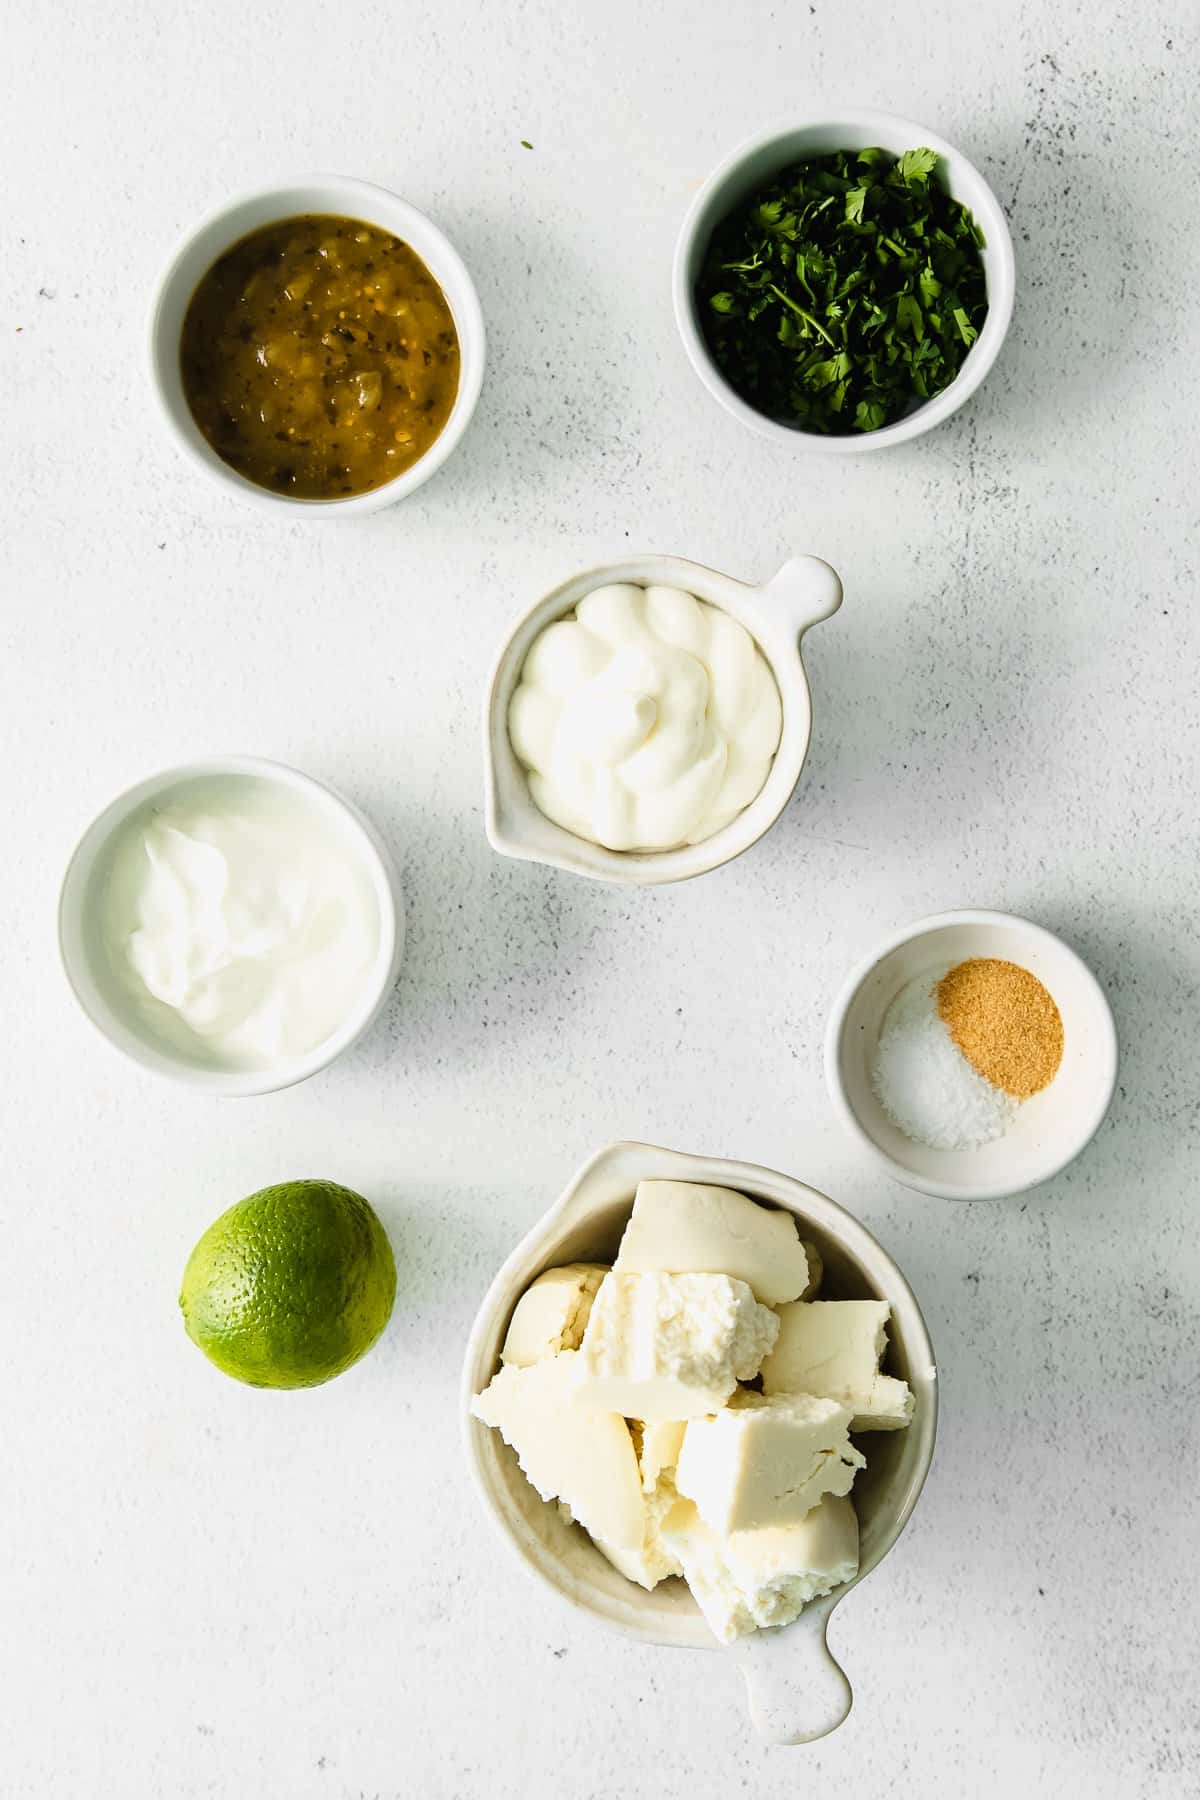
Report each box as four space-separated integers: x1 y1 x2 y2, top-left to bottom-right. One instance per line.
508 584 781 853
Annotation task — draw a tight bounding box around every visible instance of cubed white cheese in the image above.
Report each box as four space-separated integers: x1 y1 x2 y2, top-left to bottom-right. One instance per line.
470 1350 644 1549
500 1263 607 1367
614 1179 811 1306
592 1481 683 1590
573 1271 780 1419
674 1390 864 1534
660 1494 859 1643
638 1419 687 1493
760 1299 915 1432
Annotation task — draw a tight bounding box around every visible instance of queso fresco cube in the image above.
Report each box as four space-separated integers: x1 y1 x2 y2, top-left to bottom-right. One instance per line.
675 1390 864 1535
573 1271 779 1420
760 1299 914 1432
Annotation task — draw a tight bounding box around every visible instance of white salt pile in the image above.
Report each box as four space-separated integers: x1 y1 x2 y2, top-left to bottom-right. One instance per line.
871 973 1017 1151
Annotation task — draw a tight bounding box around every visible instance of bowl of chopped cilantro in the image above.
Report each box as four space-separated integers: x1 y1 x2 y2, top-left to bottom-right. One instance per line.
674 112 1014 449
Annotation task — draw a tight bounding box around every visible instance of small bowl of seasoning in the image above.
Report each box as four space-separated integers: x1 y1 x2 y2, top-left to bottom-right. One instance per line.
673 111 1015 451
149 175 485 513
825 910 1117 1200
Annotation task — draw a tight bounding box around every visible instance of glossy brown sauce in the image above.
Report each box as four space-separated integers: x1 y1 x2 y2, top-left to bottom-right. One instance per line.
180 214 460 498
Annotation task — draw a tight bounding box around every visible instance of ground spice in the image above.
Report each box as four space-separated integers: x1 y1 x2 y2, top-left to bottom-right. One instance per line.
936 959 1063 1098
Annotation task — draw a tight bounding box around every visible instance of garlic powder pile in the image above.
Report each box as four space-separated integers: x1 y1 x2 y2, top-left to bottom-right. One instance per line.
871 959 1063 1152
937 958 1063 1097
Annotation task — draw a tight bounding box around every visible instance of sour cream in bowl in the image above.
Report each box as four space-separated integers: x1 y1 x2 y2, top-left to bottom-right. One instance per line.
58 757 403 1095
485 554 843 886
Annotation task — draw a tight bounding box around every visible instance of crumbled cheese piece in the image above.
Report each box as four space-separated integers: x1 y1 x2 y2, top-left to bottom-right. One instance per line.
573 1271 779 1419
470 1351 643 1549
593 1480 683 1590
638 1419 687 1493
614 1179 811 1305
798 1238 823 1301
660 1494 859 1643
596 1418 687 1588
500 1263 607 1367
760 1299 915 1432
675 1390 864 1534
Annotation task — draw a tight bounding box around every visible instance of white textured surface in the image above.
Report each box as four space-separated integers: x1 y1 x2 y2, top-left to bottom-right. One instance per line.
2 1 1199 1795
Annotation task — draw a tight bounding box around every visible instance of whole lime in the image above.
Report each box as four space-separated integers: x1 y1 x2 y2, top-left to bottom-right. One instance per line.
180 1179 396 1389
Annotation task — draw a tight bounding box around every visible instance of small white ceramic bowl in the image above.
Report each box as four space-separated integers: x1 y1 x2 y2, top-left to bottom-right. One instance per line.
148 174 486 515
825 909 1118 1200
673 110 1015 452
461 1140 937 1744
483 553 842 885
58 756 405 1096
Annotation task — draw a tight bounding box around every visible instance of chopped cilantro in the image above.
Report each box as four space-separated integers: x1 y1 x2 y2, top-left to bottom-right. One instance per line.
896 145 939 184
695 146 989 434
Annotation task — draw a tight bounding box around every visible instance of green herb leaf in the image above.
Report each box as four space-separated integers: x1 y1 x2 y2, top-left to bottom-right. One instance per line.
693 144 988 434
897 146 938 185
953 305 979 346
806 350 853 389
895 292 924 341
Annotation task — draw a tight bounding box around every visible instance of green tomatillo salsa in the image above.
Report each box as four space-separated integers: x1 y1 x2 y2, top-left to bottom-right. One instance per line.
180 213 460 498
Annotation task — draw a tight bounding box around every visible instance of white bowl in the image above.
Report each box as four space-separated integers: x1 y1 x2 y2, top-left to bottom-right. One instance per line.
58 756 405 1096
483 553 842 885
461 1140 937 1744
825 910 1118 1200
148 174 486 515
673 110 1015 452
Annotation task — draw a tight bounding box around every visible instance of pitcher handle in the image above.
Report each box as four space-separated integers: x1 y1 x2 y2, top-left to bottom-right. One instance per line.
759 555 843 640
732 1593 853 1745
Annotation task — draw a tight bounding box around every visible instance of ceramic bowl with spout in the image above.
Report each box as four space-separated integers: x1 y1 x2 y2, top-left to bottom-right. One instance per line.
483 554 843 885
461 1140 937 1744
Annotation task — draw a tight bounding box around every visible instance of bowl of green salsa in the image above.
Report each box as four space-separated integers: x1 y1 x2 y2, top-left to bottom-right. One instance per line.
150 174 486 513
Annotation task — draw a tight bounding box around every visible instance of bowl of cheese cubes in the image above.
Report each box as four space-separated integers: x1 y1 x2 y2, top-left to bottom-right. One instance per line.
461 1141 937 1743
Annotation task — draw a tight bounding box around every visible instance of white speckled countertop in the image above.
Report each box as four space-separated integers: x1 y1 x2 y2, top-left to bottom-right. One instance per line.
3 1 1199 1794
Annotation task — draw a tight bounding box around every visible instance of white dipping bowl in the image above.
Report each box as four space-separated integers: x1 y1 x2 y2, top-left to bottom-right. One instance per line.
58 756 404 1096
149 175 485 515
825 910 1118 1200
461 1140 937 1745
673 110 1015 451
484 553 842 885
